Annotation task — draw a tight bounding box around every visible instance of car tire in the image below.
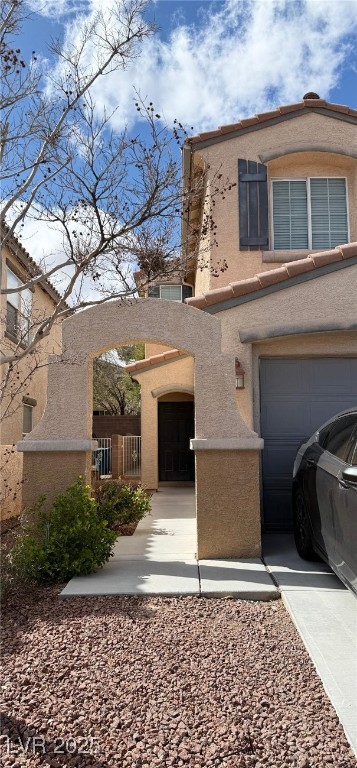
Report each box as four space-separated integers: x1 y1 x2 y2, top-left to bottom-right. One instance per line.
293 487 316 560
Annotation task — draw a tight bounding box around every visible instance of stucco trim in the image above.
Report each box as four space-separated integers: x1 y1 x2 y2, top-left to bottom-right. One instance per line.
17 439 98 452
191 438 264 450
239 320 357 343
259 144 357 162
187 107 357 151
200 257 357 315
152 384 194 398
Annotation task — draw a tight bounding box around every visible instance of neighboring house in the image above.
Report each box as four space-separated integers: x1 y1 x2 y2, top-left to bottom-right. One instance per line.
127 93 357 531
0 227 62 518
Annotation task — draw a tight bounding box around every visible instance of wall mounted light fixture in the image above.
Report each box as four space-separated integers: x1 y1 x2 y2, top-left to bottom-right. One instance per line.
235 358 245 389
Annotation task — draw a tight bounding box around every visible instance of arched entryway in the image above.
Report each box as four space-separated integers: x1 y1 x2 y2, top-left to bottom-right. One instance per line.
18 298 263 558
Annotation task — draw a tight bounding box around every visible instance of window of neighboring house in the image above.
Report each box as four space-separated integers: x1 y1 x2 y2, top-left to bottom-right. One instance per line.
271 177 348 250
23 404 33 436
160 285 183 301
147 284 193 301
6 267 33 344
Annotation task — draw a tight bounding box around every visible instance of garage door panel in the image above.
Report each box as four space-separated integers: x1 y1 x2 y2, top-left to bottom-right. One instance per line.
310 399 357 429
260 360 305 395
307 359 356 394
261 402 310 436
262 489 293 530
262 441 299 480
260 358 357 530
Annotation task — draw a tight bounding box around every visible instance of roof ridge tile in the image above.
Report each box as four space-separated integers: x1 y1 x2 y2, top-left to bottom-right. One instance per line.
126 348 182 374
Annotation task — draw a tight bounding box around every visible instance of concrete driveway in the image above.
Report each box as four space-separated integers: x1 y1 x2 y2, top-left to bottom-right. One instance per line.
263 533 357 756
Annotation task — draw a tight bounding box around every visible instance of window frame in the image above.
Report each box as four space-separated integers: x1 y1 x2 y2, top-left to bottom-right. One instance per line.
270 176 350 251
159 285 183 302
22 403 34 436
5 267 33 344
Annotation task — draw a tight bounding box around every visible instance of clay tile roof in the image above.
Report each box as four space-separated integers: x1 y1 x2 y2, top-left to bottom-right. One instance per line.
186 99 356 147
185 242 357 311
126 348 185 374
1 222 66 305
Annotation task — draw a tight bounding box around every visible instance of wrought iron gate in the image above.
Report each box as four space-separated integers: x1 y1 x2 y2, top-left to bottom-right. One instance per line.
123 436 141 477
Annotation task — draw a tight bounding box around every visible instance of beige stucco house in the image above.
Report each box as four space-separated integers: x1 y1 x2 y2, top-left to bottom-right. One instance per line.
15 93 357 558
127 93 357 533
0 227 62 518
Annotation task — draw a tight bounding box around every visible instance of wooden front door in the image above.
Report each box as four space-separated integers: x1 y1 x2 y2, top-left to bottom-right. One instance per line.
158 402 195 481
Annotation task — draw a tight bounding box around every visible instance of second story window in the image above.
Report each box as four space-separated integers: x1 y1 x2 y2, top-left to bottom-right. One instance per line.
6 267 33 344
23 403 34 436
271 178 348 251
160 285 183 301
148 284 193 302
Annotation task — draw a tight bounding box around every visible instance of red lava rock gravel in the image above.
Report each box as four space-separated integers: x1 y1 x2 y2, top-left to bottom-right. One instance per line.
1 588 356 768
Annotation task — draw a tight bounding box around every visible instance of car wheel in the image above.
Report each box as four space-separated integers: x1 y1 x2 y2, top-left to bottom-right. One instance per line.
293 487 316 560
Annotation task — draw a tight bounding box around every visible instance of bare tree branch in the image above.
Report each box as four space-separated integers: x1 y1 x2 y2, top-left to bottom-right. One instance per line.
1 0 235 408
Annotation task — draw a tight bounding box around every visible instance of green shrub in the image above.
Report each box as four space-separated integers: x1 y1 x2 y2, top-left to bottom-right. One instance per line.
94 481 151 529
10 477 117 584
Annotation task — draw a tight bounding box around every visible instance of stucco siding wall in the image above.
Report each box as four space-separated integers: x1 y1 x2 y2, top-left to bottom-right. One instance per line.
145 342 174 358
0 446 23 519
22 451 90 513
194 178 213 298
1 246 62 446
196 449 261 558
193 113 356 291
216 266 357 434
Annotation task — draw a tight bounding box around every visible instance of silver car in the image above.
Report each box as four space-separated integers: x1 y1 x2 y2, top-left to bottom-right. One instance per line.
292 409 357 596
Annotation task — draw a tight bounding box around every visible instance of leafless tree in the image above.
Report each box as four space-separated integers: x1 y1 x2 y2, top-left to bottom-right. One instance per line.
0 0 233 404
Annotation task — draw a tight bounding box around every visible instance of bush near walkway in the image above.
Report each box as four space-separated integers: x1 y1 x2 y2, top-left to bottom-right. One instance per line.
93 480 151 532
5 477 151 590
9 477 117 585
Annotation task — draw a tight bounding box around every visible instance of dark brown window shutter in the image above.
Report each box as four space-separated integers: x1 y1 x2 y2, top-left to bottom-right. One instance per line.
147 285 160 298
182 284 193 301
238 159 268 250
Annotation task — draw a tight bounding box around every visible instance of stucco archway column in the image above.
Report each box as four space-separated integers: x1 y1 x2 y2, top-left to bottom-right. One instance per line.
17 299 263 557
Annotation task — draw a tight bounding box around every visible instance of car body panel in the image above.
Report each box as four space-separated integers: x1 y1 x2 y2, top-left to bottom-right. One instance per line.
292 409 357 597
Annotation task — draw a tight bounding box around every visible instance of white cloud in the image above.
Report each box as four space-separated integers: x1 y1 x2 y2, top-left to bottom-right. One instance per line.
27 0 89 18
31 0 356 132
52 0 357 134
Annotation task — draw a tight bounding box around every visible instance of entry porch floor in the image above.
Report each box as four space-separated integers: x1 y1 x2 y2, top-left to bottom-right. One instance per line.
61 488 277 600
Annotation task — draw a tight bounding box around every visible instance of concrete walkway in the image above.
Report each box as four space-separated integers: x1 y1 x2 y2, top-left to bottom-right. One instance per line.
61 488 277 599
263 533 357 756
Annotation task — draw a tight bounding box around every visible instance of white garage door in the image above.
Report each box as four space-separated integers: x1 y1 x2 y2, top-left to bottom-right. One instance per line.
260 358 357 530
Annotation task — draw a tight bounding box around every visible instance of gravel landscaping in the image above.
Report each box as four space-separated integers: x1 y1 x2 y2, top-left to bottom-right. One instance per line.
1 588 356 768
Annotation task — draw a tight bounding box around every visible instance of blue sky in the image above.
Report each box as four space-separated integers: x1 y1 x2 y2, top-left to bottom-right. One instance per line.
22 0 357 137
